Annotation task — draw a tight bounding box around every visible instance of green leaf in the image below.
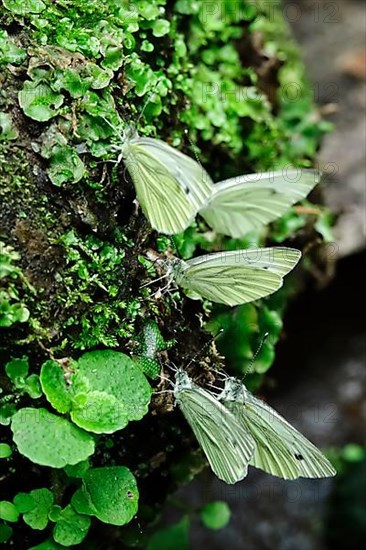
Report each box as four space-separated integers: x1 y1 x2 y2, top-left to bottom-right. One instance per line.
0 443 12 458
0 501 19 523
201 501 231 530
0 403 16 426
53 505 90 546
148 516 190 550
5 357 29 381
14 489 53 530
69 350 151 433
23 374 43 399
13 492 35 514
11 408 95 468
71 390 127 434
0 297 29 327
48 505 62 522
0 112 19 140
52 68 90 98
72 466 138 526
0 522 12 543
64 459 90 479
48 145 85 186
3 0 46 15
138 3 160 20
18 82 64 122
40 360 73 414
28 540 65 550
152 20 170 38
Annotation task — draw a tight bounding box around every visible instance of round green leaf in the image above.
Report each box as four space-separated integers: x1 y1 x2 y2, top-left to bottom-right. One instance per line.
5 357 29 382
53 505 90 546
152 19 170 38
14 489 53 530
72 466 138 526
0 522 12 543
18 82 64 122
71 390 128 434
0 443 12 458
24 374 43 399
40 360 73 414
64 460 90 479
13 492 36 514
0 111 19 140
48 505 62 523
0 403 16 426
0 501 19 522
200 501 231 530
48 145 85 186
11 408 95 468
73 350 151 425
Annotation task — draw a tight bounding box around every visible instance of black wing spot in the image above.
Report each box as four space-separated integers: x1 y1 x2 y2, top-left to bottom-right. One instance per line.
295 453 304 461
262 266 269 270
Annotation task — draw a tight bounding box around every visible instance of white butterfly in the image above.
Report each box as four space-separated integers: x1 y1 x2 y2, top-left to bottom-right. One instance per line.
173 369 254 484
218 376 336 479
160 247 301 306
200 169 320 237
111 127 213 235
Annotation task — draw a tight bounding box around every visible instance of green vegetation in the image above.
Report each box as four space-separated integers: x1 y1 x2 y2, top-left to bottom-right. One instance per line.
0 0 335 547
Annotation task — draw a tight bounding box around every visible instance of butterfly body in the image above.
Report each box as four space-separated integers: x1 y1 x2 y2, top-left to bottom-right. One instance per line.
116 133 213 235
173 369 255 484
169 247 301 306
219 377 337 480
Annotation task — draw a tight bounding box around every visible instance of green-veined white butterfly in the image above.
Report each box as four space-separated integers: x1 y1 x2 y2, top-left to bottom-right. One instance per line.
110 126 213 235
218 376 336 479
155 247 301 307
200 169 320 237
173 369 254 484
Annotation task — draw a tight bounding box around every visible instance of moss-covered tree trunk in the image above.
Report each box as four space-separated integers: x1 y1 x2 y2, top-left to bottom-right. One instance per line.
0 1 332 547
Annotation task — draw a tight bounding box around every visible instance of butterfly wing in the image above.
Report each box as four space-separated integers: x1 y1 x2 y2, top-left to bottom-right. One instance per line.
225 389 336 479
174 247 301 306
124 138 213 234
201 170 320 237
176 384 255 484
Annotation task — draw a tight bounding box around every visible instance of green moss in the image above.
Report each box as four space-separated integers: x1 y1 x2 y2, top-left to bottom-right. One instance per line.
0 242 31 328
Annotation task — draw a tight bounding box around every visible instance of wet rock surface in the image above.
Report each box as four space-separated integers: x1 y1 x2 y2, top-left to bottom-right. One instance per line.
285 0 366 257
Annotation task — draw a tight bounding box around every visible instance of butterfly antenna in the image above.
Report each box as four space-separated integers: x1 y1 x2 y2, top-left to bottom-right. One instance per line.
184 130 202 166
136 78 162 126
242 332 269 380
140 273 168 288
184 130 209 184
100 115 124 142
184 329 224 371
